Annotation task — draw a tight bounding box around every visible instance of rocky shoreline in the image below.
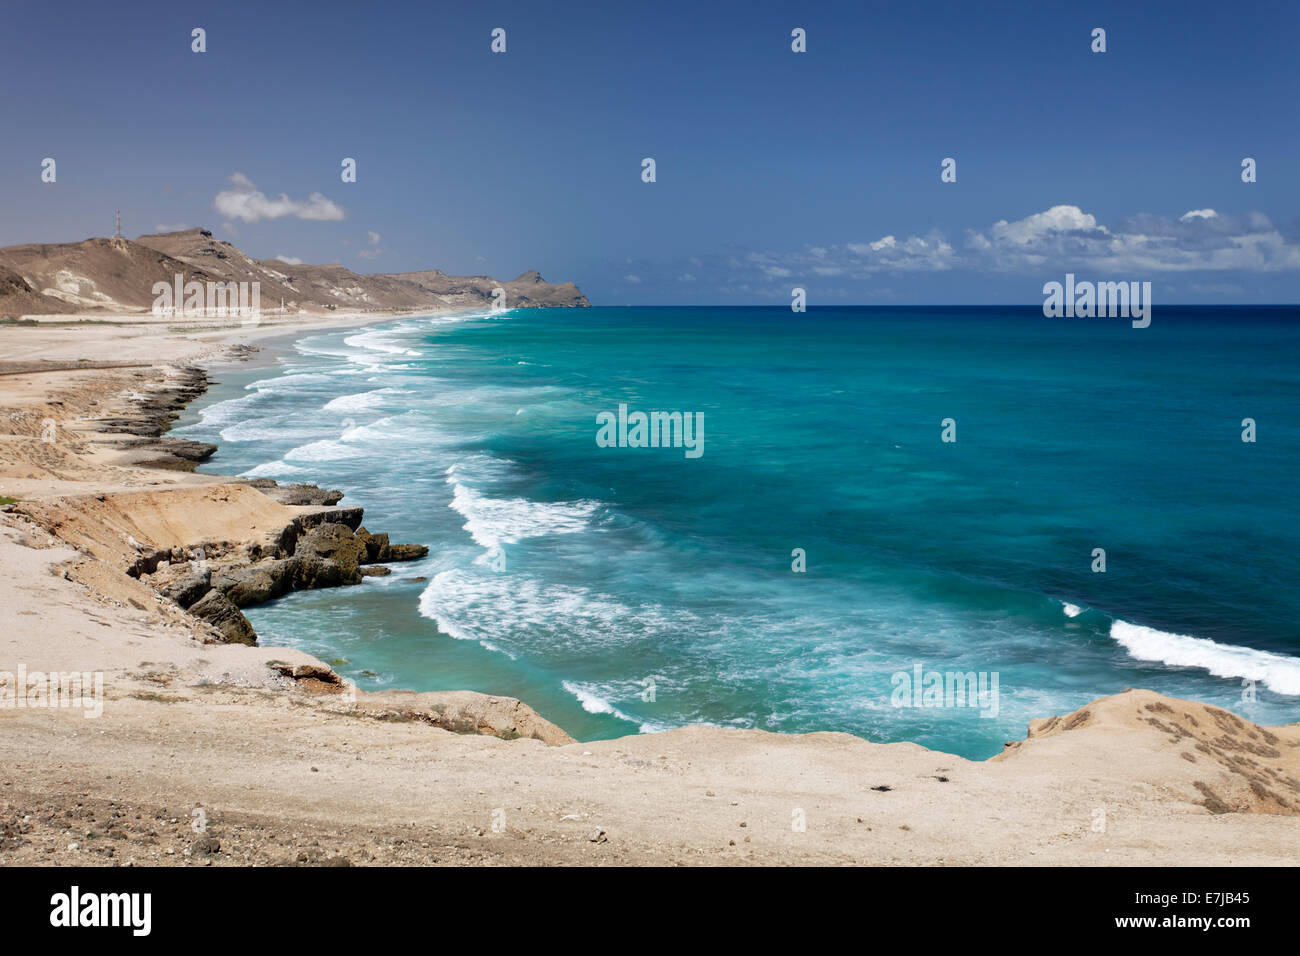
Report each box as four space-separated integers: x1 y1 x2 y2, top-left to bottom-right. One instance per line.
15 352 431 647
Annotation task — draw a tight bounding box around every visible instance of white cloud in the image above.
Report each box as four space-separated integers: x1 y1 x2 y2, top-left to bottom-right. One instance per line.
741 205 1300 281
989 204 1107 244
154 222 188 232
214 173 345 223
624 274 642 284
367 230 381 245
274 254 303 265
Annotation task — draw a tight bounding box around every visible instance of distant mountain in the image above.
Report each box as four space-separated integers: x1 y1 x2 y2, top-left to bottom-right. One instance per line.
0 228 589 315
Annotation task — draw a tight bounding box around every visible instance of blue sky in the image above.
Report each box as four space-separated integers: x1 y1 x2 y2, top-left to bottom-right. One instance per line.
1 0 1297 304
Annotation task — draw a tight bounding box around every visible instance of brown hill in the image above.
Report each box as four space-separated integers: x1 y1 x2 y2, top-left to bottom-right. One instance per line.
383 268 590 309
0 228 590 315
0 236 220 313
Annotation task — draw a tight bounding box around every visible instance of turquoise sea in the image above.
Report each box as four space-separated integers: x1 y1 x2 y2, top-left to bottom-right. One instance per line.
173 306 1300 759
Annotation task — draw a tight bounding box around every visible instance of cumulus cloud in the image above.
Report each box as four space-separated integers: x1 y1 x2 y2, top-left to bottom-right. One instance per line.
989 204 1108 244
214 173 345 223
367 230 381 245
274 254 303 265
743 205 1300 281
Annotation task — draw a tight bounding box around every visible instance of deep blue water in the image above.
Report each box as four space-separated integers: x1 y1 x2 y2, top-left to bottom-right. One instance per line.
172 305 1300 758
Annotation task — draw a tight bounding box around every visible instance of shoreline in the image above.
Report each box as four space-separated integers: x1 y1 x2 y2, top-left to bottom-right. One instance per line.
1 308 1298 865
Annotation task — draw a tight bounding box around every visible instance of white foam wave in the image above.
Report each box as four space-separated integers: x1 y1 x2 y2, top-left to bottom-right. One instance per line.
240 460 307 478
283 438 369 462
1110 620 1300 696
343 330 421 357
246 372 333 393
561 681 666 734
446 473 599 548
322 388 399 414
1062 602 1082 618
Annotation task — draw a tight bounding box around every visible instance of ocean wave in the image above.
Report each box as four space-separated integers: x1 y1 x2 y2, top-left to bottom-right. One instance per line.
418 568 695 659
561 681 667 734
446 477 600 549
428 383 572 409
322 388 401 414
343 329 422 357
183 393 267 431
1110 619 1300 696
1062 602 1083 618
246 372 334 392
240 460 308 478
283 438 370 462
219 420 321 443
416 578 519 659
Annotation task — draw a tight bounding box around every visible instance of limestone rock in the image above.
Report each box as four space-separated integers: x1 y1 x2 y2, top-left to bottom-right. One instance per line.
294 522 365 584
385 543 429 562
211 558 297 608
159 568 212 610
189 590 257 645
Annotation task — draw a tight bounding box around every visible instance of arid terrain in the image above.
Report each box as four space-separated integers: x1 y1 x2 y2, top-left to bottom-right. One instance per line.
0 228 589 316
1 309 1298 867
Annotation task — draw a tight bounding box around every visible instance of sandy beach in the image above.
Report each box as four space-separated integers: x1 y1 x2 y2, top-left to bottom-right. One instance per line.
2 309 1298 867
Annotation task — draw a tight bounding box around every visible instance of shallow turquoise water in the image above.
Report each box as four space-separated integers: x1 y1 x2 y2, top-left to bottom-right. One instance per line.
173 306 1300 758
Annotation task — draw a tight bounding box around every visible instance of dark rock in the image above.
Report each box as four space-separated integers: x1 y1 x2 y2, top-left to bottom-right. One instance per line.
296 507 364 532
148 438 217 462
211 558 298 607
270 662 343 685
160 568 212 609
294 523 365 583
189 590 257 645
262 483 345 507
192 834 220 856
270 661 346 694
292 556 353 590
355 527 389 563
360 566 392 577
385 543 429 562
126 549 170 578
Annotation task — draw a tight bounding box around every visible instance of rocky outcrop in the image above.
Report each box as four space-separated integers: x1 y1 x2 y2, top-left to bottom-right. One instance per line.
189 589 257 645
90 365 223 471
159 567 212 609
151 517 429 636
271 661 348 694
211 558 298 608
355 689 576 746
129 437 218 472
356 526 428 564
262 483 345 507
296 507 364 532
384 544 429 561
